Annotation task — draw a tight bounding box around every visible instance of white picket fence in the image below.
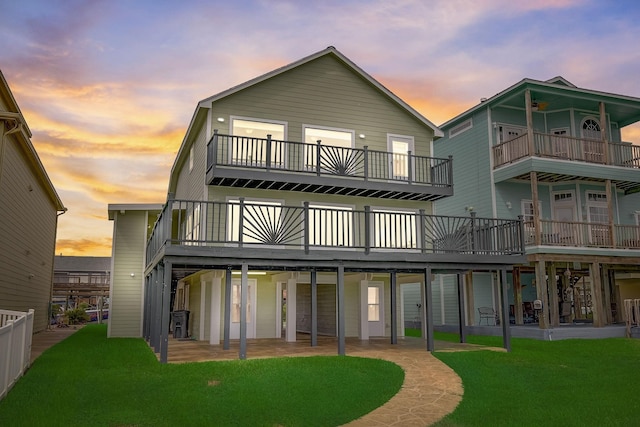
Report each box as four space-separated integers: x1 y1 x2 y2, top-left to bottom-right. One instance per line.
0 309 34 400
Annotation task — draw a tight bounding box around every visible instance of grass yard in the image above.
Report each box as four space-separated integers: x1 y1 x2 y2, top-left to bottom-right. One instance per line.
0 325 404 427
433 332 640 426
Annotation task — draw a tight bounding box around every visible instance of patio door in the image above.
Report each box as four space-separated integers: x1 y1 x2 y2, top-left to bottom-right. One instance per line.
387 135 414 181
230 279 257 339
367 282 384 337
553 192 576 244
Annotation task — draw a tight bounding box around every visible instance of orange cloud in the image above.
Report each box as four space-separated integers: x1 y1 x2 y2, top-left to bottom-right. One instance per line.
55 238 113 257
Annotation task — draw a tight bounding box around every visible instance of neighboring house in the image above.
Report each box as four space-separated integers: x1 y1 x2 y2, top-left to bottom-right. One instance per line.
53 256 111 320
0 70 66 333
109 47 525 362
434 76 640 330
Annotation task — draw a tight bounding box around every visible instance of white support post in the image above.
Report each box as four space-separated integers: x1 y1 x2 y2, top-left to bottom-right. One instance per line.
286 274 297 342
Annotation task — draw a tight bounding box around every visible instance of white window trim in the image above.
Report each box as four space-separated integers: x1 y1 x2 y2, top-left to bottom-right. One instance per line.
303 124 355 147
585 191 607 224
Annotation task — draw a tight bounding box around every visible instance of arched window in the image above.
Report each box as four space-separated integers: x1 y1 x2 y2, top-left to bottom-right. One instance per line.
581 117 601 140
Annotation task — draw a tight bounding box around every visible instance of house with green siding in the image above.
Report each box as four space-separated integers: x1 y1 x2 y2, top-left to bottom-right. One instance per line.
434 76 640 332
0 70 66 333
108 47 525 361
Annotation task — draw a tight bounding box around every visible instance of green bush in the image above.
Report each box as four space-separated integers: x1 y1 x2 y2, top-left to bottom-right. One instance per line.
64 307 89 325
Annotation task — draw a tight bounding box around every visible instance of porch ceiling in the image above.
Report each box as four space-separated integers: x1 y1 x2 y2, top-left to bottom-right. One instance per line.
511 171 640 194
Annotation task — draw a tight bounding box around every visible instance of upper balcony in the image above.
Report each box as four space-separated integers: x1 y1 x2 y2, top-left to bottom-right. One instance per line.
145 199 525 271
492 132 640 193
206 132 453 201
524 220 640 250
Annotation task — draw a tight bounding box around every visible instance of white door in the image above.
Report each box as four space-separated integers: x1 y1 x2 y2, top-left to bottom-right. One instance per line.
553 197 576 244
367 282 384 337
387 135 414 180
230 279 257 339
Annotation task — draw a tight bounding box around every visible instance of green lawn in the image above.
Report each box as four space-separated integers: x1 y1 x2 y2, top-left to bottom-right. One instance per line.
0 325 403 427
433 333 640 426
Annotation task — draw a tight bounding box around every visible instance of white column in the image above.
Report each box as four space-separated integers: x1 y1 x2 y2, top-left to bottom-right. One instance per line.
359 278 369 340
286 274 297 342
209 272 222 345
199 275 207 341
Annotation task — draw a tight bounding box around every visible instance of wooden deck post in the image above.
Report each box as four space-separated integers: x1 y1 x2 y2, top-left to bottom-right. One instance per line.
548 263 559 327
525 89 535 155
513 267 524 325
500 269 512 352
590 262 604 327
531 172 541 246
535 260 549 329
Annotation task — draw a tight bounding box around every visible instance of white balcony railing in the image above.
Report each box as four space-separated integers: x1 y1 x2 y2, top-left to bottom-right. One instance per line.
524 220 640 249
493 132 640 169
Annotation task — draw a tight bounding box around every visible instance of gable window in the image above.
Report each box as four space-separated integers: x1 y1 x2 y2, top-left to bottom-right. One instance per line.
304 126 355 174
387 135 415 181
189 146 194 171
230 118 286 167
182 203 201 245
449 119 472 138
308 203 353 247
372 208 417 249
581 118 601 140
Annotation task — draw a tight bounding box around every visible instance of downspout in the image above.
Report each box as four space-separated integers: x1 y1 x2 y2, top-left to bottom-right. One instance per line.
48 207 68 329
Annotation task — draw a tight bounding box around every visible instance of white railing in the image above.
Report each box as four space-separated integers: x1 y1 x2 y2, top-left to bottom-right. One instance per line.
0 309 34 400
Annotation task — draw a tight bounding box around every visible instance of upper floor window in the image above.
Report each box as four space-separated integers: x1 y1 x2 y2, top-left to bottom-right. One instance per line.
521 200 541 223
304 126 354 173
308 203 353 247
581 117 601 140
230 118 286 167
372 208 417 249
586 191 607 224
498 125 525 144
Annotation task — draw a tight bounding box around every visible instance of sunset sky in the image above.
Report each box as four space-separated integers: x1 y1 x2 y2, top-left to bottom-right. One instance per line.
2 0 640 257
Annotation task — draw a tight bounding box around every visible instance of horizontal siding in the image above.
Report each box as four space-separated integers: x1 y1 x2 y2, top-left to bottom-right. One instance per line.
109 211 147 337
0 135 58 332
434 108 493 217
472 273 494 324
256 279 276 338
174 121 208 201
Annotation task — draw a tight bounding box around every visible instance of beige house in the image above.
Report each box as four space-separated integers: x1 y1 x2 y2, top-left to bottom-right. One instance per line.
109 47 525 362
0 70 66 333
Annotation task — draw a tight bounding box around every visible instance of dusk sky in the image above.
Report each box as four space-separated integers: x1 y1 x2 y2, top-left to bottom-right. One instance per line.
2 0 640 257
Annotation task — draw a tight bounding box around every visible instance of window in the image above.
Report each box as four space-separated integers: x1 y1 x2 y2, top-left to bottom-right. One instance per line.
308 203 353 247
586 192 607 223
189 146 194 171
521 200 542 222
227 199 283 245
368 286 380 321
387 134 414 180
183 203 201 245
372 208 417 249
230 118 286 166
449 119 472 138
304 126 355 173
581 118 601 140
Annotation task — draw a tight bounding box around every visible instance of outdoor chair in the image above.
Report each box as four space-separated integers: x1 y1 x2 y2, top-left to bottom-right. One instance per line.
478 307 498 325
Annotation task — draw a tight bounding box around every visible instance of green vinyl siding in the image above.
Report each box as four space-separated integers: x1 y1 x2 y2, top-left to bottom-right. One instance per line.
0 133 58 333
207 55 434 157
402 283 421 328
109 210 148 337
174 119 208 201
256 278 276 338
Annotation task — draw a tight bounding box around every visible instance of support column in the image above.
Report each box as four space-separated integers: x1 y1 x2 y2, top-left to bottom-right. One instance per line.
590 262 604 327
424 268 434 352
603 266 612 325
513 267 524 325
535 260 549 329
599 101 609 164
548 263 559 327
210 272 222 345
239 263 248 359
337 264 346 356
465 271 475 325
223 267 232 350
606 180 615 247
160 261 172 364
359 277 369 340
457 273 466 343
500 269 512 352
311 270 318 347
390 271 397 345
531 172 541 246
525 88 535 155
286 273 297 342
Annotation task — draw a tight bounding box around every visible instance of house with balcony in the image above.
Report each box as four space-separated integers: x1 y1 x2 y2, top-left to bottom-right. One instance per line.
109 47 525 362
434 76 640 332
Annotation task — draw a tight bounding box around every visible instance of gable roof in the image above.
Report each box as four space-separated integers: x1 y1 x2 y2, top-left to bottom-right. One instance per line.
167 47 443 195
54 255 111 272
0 70 65 212
440 75 640 129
